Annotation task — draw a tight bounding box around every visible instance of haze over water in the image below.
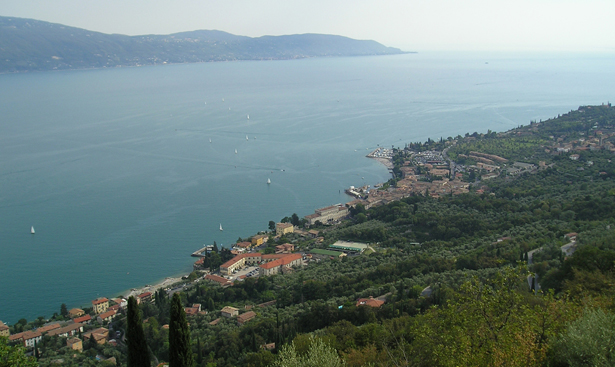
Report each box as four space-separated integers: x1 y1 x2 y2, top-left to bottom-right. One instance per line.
1 52 613 323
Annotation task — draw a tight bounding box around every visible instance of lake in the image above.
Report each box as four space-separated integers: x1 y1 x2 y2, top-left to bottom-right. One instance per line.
0 51 613 323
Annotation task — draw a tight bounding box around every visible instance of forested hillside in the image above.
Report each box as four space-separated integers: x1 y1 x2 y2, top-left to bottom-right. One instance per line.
0 16 404 73
7 104 615 366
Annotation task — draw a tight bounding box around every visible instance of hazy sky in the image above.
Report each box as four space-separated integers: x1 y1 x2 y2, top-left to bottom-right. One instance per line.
1 0 614 52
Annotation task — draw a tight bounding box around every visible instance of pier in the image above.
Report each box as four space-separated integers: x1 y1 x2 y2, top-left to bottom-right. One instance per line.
191 245 213 257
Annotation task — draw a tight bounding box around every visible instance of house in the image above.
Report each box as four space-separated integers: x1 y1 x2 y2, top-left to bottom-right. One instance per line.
37 323 61 334
46 323 84 338
184 304 203 317
259 253 303 276
237 311 256 325
0 321 9 337
355 296 385 308
307 230 319 239
67 337 83 352
261 343 276 351
209 318 221 326
564 232 578 241
220 306 239 318
22 330 42 348
83 328 109 345
73 314 92 324
137 292 153 304
251 234 268 247
275 243 295 254
108 304 121 312
275 222 294 236
68 308 85 318
92 298 109 314
204 274 232 287
304 205 349 226
97 309 117 323
111 298 127 308
236 241 252 249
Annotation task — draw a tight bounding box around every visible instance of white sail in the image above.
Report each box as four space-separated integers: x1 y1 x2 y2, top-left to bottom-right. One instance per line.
235 149 237 154
267 178 271 184
247 114 249 120
209 138 212 143
219 224 223 231
246 135 249 140
31 226 35 234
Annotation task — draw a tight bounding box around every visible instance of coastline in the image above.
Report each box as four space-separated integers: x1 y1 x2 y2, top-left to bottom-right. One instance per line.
121 275 185 300
369 157 394 170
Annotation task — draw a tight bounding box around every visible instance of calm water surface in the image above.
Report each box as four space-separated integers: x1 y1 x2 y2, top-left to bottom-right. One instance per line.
0 51 613 323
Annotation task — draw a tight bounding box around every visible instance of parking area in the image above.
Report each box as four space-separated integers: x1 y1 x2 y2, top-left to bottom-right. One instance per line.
232 266 260 279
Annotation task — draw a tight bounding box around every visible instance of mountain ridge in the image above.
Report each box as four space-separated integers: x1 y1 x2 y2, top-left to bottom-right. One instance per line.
0 16 407 73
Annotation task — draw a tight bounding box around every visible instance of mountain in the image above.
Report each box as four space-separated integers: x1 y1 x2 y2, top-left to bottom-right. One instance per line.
0 16 406 73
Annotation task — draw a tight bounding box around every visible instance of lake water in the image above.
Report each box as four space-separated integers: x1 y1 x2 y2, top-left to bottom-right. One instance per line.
1 51 613 323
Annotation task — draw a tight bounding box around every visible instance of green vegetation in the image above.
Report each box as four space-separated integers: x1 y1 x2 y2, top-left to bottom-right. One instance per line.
0 16 404 73
15 104 615 366
169 294 194 367
127 296 150 367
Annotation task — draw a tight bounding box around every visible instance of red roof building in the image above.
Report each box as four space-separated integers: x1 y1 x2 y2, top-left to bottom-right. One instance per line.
73 315 92 324
356 296 385 308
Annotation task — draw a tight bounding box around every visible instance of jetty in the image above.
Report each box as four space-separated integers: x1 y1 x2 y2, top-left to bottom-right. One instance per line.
191 245 213 257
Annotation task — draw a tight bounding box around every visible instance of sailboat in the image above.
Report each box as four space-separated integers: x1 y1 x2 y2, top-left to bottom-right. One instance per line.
267 178 271 184
209 138 212 143
247 114 250 120
219 224 223 231
246 135 249 140
235 149 237 154
31 226 35 234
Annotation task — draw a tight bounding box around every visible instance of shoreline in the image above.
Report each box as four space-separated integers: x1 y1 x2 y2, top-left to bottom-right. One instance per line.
120 275 186 300
369 157 394 170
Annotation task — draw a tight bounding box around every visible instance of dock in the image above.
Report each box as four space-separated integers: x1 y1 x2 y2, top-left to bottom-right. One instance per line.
191 245 213 257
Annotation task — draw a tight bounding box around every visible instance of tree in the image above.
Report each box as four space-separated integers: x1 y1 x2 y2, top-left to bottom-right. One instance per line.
550 308 615 367
271 337 345 367
60 303 68 318
291 213 300 226
0 336 37 367
269 221 276 231
126 296 150 367
88 334 97 350
169 293 194 367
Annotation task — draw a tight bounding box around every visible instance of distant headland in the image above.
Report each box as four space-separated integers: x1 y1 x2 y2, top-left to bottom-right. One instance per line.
0 16 409 73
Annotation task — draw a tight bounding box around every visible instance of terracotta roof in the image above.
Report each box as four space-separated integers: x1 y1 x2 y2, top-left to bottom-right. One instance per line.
0 321 8 331
73 315 92 323
237 311 256 324
205 274 232 286
137 292 152 298
221 306 239 314
37 323 61 333
46 323 84 337
184 307 199 316
220 253 253 268
9 332 25 341
356 296 385 308
98 310 117 320
260 253 302 269
22 330 41 340
92 298 109 305
209 318 221 326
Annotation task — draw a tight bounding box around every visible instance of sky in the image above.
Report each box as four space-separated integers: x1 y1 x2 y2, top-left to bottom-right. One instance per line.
1 0 614 52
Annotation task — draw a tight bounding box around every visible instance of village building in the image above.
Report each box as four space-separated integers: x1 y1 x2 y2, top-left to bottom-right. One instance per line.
0 321 9 337
304 204 349 225
68 308 85 318
36 323 61 335
97 309 117 324
259 253 302 276
221 306 239 318
205 274 232 287
237 311 256 325
251 234 268 247
92 298 109 314
275 222 294 236
9 330 42 348
67 337 83 352
275 243 294 254
46 323 85 338
73 315 92 324
356 296 385 308
137 292 153 304
83 328 109 345
209 318 221 326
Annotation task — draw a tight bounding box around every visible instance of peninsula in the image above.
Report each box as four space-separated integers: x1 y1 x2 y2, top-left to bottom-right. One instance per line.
0 16 406 73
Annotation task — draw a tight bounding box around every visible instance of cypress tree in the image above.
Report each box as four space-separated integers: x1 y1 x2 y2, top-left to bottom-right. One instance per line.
169 293 194 367
127 296 150 367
